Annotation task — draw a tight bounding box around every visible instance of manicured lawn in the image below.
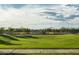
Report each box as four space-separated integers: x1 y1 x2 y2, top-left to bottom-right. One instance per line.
0 34 79 48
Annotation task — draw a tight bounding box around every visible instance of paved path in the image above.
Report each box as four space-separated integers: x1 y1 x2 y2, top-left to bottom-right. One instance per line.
0 49 79 54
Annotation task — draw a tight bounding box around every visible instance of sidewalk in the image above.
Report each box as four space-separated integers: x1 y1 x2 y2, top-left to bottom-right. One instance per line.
0 49 79 55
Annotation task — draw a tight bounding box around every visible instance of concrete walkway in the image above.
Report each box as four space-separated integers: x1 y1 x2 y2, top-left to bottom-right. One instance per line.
0 49 79 54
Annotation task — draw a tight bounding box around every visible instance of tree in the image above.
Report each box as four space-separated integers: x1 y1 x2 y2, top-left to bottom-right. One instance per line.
41 29 47 35
7 28 15 32
0 27 5 35
46 28 52 32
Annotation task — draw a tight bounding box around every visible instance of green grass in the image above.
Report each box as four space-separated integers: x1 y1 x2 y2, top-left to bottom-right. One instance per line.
0 34 79 48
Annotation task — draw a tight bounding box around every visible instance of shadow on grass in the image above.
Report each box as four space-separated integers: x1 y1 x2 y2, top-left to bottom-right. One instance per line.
0 40 20 45
26 36 39 39
16 35 39 39
2 35 19 41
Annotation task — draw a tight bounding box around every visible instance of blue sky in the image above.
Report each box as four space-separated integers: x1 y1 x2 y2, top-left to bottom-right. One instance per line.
0 4 79 29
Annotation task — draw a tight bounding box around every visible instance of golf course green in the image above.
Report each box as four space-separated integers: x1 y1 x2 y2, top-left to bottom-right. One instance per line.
0 34 79 48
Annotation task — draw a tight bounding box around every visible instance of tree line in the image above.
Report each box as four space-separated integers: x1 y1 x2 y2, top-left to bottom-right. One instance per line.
0 27 79 35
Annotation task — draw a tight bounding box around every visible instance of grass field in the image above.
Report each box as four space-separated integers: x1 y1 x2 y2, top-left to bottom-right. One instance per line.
0 34 79 48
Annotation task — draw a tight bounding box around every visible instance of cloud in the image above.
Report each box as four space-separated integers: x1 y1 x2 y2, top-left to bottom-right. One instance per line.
0 4 78 29
69 18 79 24
0 4 61 29
40 4 79 21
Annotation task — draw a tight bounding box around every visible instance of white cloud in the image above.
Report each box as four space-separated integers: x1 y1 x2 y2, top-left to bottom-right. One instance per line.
0 4 78 29
43 5 78 18
0 5 61 29
69 18 79 24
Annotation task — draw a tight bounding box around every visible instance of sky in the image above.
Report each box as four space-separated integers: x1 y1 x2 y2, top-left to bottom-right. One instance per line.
0 4 79 29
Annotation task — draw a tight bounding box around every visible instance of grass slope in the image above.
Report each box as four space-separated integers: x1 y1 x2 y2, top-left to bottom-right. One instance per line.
0 34 79 48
